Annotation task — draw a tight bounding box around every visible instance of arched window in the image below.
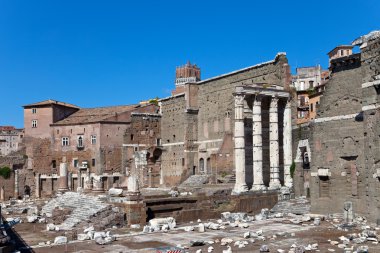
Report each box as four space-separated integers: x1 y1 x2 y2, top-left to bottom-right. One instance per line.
77 136 83 148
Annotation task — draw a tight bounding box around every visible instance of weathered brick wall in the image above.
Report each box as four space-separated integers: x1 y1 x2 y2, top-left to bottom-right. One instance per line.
160 95 187 186
310 53 367 216
361 38 380 222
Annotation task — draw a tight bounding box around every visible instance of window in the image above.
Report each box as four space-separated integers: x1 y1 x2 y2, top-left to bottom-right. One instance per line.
91 135 96 144
131 134 134 141
32 120 37 128
52 160 56 169
92 158 96 167
32 108 37 114
73 159 78 168
156 138 161 146
310 103 314 112
62 137 69 146
77 135 83 147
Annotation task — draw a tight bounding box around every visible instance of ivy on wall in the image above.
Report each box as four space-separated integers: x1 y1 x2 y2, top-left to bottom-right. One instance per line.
0 166 11 179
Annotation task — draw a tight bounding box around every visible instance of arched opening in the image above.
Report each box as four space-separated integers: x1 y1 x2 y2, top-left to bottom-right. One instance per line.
206 157 211 174
199 158 204 174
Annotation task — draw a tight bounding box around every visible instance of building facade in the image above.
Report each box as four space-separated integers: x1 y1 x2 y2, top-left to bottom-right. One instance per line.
20 100 158 197
292 66 329 125
0 126 24 156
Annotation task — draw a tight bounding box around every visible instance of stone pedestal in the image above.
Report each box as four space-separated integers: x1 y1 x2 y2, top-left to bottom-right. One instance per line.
124 192 146 226
344 201 354 223
233 93 248 194
92 176 105 193
283 100 293 188
251 95 266 191
269 97 281 190
58 163 69 192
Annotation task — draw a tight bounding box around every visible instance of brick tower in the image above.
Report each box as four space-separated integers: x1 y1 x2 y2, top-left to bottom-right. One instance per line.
175 61 201 87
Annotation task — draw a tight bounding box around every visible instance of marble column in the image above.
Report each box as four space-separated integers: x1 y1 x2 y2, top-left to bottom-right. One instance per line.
251 95 266 191
68 172 73 190
0 186 4 201
35 173 41 198
233 93 248 194
283 100 293 188
14 169 19 198
78 169 82 190
269 96 281 189
58 162 69 192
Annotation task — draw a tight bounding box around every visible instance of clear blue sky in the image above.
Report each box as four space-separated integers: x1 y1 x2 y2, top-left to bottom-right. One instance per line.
0 0 378 128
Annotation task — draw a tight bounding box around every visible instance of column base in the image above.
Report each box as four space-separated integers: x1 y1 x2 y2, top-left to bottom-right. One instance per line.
232 184 248 195
57 187 69 192
251 184 267 191
268 181 281 190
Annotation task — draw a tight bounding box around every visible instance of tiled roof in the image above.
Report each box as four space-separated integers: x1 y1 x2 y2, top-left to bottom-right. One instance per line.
52 105 138 125
23 99 80 109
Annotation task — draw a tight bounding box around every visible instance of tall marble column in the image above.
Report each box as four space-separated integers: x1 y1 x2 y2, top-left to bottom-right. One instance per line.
269 96 281 189
232 93 248 194
283 100 293 188
251 95 266 191
58 162 69 192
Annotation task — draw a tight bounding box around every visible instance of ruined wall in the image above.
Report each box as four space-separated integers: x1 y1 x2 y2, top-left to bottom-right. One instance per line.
292 122 312 198
160 94 187 186
361 37 380 222
310 53 367 216
123 113 162 188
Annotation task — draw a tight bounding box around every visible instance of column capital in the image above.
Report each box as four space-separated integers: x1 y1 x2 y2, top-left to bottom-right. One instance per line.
270 96 279 108
253 94 264 103
234 93 245 107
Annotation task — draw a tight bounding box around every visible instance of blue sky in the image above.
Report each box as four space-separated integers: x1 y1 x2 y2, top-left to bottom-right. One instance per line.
0 0 379 128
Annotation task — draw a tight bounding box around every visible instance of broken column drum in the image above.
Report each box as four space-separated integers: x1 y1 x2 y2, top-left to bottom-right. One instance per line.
58 162 69 191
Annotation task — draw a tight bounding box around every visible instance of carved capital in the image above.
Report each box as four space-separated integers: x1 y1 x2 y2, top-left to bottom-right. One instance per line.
234 93 245 107
270 96 279 108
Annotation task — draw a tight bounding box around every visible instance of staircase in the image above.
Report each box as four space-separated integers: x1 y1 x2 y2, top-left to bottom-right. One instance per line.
180 175 210 187
41 192 110 230
271 197 310 215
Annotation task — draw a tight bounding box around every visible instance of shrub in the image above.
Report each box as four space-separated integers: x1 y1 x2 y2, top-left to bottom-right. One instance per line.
0 166 12 179
290 161 296 178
